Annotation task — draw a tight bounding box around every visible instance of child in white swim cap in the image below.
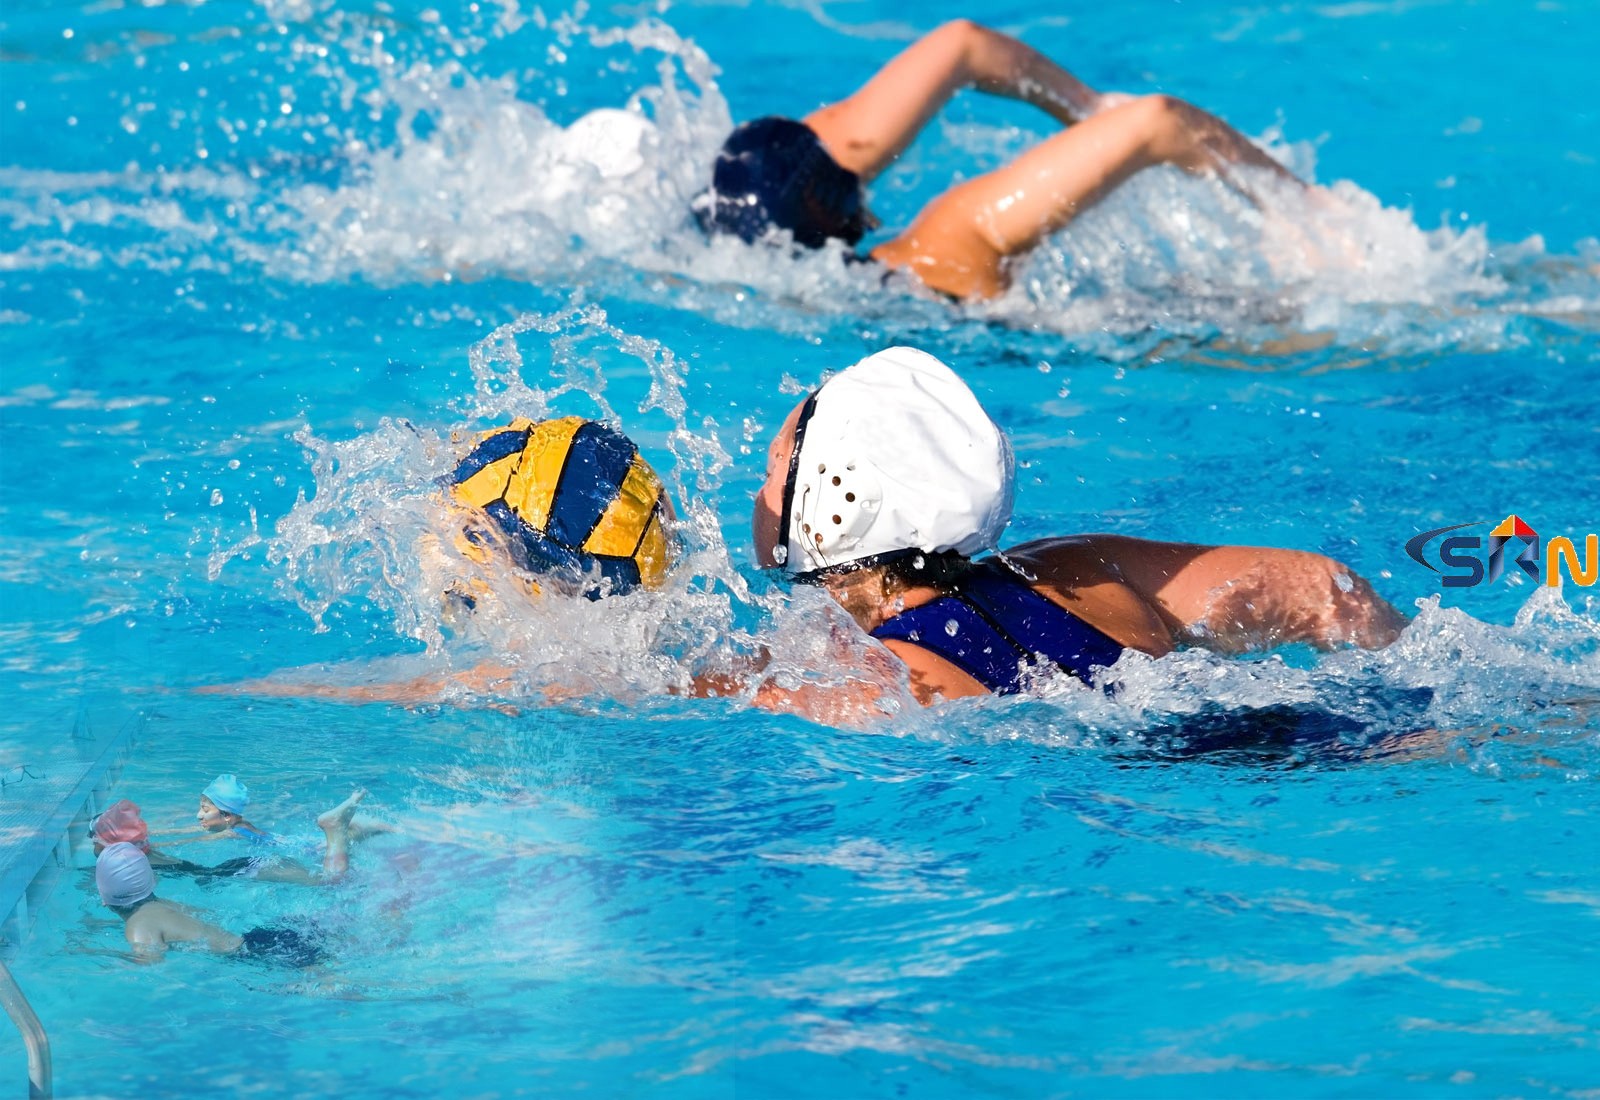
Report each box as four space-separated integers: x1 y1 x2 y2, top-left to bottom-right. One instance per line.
95 843 326 967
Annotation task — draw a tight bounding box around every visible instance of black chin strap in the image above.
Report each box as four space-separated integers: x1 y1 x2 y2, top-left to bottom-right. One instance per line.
777 391 818 569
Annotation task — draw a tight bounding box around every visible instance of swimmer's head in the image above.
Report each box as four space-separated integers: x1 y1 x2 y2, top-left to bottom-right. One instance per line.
447 416 676 600
96 842 156 909
199 774 249 827
694 117 872 249
91 798 149 853
754 347 1013 576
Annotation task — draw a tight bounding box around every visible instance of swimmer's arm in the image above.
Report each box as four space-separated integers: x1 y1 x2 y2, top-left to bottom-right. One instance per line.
1110 538 1409 653
124 924 170 962
805 20 1100 180
745 671 897 728
946 20 1101 123
129 942 167 964
200 665 523 714
686 647 909 726
879 639 988 705
153 833 230 846
929 95 1297 259
147 846 209 867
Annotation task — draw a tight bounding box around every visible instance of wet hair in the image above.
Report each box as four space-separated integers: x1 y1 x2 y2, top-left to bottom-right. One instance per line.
806 549 974 589
879 550 975 591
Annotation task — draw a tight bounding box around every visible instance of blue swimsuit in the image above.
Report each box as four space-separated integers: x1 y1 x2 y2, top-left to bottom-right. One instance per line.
870 562 1125 694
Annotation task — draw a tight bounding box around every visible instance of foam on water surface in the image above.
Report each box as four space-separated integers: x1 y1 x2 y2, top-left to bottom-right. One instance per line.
2 0 1598 1095
2 4 1595 360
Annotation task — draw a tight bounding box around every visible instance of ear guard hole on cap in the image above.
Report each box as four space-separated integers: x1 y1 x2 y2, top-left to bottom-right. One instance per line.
778 346 1015 573
791 459 884 568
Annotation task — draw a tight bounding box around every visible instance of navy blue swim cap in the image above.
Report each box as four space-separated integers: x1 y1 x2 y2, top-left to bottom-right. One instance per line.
695 117 868 249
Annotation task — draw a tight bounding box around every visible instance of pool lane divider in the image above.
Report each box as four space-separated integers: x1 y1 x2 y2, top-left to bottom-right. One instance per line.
0 702 142 1100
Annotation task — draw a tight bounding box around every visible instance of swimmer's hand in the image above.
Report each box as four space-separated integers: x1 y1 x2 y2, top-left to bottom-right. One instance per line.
683 641 908 728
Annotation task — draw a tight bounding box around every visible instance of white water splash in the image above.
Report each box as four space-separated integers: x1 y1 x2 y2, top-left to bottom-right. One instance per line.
2 8 1594 353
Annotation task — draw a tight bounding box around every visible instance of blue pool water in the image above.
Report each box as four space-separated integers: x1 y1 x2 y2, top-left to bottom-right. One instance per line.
2 0 1598 1095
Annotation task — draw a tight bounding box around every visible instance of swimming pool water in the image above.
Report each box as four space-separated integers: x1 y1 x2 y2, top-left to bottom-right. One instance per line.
2 0 1597 1095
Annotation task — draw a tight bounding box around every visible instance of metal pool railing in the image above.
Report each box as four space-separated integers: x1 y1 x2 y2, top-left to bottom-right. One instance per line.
0 704 142 1100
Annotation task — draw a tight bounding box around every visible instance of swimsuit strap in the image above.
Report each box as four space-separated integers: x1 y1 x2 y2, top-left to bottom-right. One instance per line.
870 561 1124 694
110 895 158 918
232 824 275 846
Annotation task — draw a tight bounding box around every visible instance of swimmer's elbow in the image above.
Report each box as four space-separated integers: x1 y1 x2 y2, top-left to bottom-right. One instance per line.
129 934 167 962
1313 554 1410 650
937 18 986 44
936 18 999 77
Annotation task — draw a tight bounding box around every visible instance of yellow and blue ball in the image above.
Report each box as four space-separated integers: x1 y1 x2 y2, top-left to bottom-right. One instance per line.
449 416 674 597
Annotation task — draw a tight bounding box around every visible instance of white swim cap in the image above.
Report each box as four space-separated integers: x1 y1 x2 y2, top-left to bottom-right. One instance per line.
538 109 657 230
96 842 156 908
557 108 655 180
779 347 1013 574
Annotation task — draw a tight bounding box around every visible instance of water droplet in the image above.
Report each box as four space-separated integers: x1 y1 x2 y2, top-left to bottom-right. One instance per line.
944 619 959 637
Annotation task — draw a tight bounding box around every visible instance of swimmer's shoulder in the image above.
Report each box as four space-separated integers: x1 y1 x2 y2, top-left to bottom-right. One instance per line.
124 901 179 947
1000 536 1183 655
876 636 989 705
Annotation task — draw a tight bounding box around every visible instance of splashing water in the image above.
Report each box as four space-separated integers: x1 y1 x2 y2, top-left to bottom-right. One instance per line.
241 297 1600 763
249 298 928 720
3 5 1595 356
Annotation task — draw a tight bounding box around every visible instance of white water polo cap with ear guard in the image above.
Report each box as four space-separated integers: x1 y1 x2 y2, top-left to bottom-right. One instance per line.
779 346 1014 574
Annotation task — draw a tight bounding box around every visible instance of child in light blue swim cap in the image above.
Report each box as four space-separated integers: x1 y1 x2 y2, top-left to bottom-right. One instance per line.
193 775 379 882
197 774 256 835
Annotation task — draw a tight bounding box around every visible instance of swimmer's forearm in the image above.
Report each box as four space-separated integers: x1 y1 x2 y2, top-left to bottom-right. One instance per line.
200 663 519 707
958 22 1099 123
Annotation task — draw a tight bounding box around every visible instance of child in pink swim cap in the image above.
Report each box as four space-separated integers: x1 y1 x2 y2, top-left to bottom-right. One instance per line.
91 797 223 875
91 799 150 851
